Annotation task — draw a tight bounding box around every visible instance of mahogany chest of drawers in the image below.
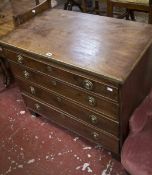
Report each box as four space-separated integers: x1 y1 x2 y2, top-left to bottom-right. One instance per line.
1 9 152 156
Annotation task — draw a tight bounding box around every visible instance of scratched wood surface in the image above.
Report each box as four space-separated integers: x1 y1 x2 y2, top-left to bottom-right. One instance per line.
1 9 152 83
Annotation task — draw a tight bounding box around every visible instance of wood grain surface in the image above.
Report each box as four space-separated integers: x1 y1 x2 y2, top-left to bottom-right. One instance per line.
1 9 152 82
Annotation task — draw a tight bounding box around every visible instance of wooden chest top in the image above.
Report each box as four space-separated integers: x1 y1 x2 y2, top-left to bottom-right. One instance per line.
1 9 152 83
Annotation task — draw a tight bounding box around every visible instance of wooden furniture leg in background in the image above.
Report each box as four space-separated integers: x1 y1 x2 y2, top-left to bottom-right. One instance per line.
95 0 100 14
107 0 152 24
129 10 135 20
0 57 11 87
35 0 40 5
13 0 52 27
81 0 87 12
64 0 83 11
107 0 113 17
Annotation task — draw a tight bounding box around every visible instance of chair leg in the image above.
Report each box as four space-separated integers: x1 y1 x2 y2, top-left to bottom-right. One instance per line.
0 59 7 87
126 9 130 20
129 10 136 21
67 3 73 11
107 0 113 17
35 0 40 5
75 2 83 11
95 0 100 15
0 58 11 87
81 0 87 12
64 0 83 11
64 1 68 10
72 0 83 11
64 0 72 10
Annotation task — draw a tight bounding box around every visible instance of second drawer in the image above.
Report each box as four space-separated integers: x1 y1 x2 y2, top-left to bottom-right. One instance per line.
10 62 119 120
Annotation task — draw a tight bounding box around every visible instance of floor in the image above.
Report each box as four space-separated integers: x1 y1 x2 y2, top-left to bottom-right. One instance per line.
0 78 128 175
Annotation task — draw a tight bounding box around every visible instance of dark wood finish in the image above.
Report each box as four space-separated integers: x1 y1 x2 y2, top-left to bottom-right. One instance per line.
0 0 51 34
9 61 119 120
11 0 42 16
0 0 51 87
1 9 152 156
0 57 11 87
107 0 152 24
13 0 52 27
22 93 120 154
120 44 152 147
4 48 119 102
17 78 119 136
1 10 152 83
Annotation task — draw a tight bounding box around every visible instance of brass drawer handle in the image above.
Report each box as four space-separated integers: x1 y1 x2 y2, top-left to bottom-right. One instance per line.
89 115 98 124
92 132 99 140
35 103 40 110
23 70 30 79
30 86 35 94
32 9 36 14
46 66 53 72
17 54 24 64
46 52 53 58
83 79 93 90
88 96 96 106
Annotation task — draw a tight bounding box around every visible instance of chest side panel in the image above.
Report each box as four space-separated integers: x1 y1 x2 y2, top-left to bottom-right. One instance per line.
120 44 152 147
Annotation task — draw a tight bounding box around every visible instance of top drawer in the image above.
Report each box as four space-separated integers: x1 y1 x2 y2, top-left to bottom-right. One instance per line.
4 48 119 101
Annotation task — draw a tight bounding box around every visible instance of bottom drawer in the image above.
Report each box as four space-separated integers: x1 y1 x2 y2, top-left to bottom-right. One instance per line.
22 94 120 154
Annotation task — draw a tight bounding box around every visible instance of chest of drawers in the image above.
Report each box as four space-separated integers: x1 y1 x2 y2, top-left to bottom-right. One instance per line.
1 9 152 157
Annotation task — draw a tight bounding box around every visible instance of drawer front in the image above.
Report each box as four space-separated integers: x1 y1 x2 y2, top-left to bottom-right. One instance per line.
10 62 119 120
22 94 120 154
17 78 119 137
4 49 119 101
